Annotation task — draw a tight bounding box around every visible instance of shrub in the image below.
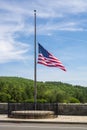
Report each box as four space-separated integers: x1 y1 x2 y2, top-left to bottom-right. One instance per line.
69 97 80 103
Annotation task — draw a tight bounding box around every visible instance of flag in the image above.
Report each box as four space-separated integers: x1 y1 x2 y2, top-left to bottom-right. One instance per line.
37 43 66 71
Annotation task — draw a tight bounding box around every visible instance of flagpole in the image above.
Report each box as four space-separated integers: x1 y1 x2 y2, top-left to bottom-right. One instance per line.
34 10 37 110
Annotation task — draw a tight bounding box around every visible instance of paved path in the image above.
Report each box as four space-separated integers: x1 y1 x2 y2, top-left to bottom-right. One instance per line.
0 115 87 124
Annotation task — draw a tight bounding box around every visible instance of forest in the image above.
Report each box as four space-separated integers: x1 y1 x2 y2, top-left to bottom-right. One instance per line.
0 76 87 103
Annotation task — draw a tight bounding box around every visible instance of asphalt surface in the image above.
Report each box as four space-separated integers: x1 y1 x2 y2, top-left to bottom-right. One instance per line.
0 123 87 130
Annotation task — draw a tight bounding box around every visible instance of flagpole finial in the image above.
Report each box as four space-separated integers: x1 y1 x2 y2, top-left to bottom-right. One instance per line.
34 10 36 13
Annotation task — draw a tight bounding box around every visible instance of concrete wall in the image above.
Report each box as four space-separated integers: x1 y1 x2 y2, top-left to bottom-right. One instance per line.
0 103 87 115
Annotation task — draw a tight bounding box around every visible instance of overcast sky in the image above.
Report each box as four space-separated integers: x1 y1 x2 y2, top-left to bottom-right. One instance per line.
0 0 87 86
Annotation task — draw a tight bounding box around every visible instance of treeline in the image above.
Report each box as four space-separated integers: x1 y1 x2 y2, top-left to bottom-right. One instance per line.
0 77 87 103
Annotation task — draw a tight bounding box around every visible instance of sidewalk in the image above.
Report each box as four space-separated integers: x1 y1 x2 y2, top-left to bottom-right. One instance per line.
0 115 87 124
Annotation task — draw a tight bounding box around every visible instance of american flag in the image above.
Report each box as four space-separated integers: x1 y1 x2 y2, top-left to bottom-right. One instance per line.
37 43 66 71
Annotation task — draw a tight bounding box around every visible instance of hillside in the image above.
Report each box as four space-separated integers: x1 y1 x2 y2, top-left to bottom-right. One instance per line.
0 76 87 103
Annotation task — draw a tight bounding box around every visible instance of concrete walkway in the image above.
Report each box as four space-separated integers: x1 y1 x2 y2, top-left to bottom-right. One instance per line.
0 115 87 124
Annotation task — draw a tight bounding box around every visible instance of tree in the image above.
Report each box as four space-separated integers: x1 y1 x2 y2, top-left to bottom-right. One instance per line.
0 92 11 102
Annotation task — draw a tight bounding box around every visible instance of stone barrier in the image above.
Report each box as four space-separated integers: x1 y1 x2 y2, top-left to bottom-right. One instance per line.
0 103 8 114
58 103 87 115
10 110 56 119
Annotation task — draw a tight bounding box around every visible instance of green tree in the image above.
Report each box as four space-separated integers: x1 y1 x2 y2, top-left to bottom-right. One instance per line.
0 92 11 102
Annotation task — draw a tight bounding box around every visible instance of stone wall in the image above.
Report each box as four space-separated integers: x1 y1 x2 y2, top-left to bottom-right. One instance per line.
0 103 8 114
58 103 87 115
0 103 87 115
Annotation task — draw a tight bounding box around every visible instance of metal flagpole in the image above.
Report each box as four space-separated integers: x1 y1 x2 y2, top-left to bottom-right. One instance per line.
34 10 37 110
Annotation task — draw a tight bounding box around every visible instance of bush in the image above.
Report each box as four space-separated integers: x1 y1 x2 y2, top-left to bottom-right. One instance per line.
69 97 80 103
24 99 34 103
37 99 47 103
24 98 47 103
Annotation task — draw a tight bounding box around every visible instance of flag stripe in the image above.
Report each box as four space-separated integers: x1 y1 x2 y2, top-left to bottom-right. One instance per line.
38 55 66 70
37 43 66 71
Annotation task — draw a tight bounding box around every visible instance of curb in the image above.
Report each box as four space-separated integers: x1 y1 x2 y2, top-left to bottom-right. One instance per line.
0 120 87 124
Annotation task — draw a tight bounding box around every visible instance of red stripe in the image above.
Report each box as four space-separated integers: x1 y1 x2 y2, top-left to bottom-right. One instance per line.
38 54 66 71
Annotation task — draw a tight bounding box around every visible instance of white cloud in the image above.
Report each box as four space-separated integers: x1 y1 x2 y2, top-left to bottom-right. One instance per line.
0 20 29 63
33 0 87 17
0 39 29 63
0 0 86 37
37 21 84 35
0 1 31 63
1 0 87 19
